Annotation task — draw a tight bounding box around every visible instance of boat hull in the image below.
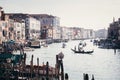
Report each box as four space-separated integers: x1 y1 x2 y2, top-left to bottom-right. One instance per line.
71 48 93 54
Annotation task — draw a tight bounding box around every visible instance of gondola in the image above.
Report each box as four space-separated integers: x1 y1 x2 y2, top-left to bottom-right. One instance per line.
71 48 94 54
62 43 66 48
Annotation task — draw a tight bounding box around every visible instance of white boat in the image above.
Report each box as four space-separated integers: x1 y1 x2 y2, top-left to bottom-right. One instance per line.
43 44 48 47
29 39 41 48
23 47 34 51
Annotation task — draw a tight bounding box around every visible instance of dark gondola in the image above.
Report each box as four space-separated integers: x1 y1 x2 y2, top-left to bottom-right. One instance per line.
62 43 66 48
71 48 94 54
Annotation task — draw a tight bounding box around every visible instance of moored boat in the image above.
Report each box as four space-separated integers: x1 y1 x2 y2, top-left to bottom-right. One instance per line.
28 39 41 48
62 43 66 48
23 47 34 51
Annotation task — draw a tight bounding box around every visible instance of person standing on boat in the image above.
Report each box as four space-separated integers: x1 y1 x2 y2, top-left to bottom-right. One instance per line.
74 46 76 50
78 45 80 51
78 44 83 51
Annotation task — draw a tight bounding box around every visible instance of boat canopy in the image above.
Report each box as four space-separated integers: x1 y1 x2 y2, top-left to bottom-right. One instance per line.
0 53 23 64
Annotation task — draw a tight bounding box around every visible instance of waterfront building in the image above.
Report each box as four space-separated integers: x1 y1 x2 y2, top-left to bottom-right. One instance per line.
31 14 60 41
25 16 40 40
108 19 119 40
0 7 2 43
7 13 40 40
21 20 26 41
0 7 15 43
71 27 85 40
8 19 15 40
107 18 120 48
0 13 23 42
61 26 69 40
0 7 7 43
0 7 5 21
0 22 2 44
68 27 74 40
82 29 95 39
62 27 95 40
95 29 107 39
72 27 79 40
82 29 88 39
77 28 84 39
0 14 10 43
87 29 95 39
0 21 8 43
14 21 22 41
7 13 28 41
1 13 26 42
53 27 61 42
4 14 16 41
0 6 2 20
118 18 120 40
14 20 25 42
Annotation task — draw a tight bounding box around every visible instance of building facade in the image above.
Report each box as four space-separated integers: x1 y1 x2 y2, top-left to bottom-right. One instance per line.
61 26 69 40
107 18 120 48
25 16 40 40
7 13 41 40
95 29 107 39
0 21 8 43
31 14 60 40
108 19 120 40
0 7 2 20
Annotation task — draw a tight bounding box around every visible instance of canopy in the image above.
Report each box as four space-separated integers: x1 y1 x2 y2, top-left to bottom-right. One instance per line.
7 40 15 44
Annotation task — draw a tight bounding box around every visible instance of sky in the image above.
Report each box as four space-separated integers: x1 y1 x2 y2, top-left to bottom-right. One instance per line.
0 0 120 30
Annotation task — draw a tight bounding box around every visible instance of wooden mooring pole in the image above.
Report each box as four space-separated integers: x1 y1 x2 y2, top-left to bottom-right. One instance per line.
46 61 49 80
56 52 64 80
37 58 39 80
30 55 34 79
83 73 89 80
65 73 69 80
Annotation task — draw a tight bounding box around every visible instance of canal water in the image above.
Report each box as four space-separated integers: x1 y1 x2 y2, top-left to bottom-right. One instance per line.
24 40 120 80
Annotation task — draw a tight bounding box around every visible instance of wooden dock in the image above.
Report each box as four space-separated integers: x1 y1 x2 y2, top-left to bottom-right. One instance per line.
0 51 66 80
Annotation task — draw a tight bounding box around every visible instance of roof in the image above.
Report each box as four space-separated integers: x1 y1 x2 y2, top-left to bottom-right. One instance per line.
0 6 3 9
30 14 55 18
